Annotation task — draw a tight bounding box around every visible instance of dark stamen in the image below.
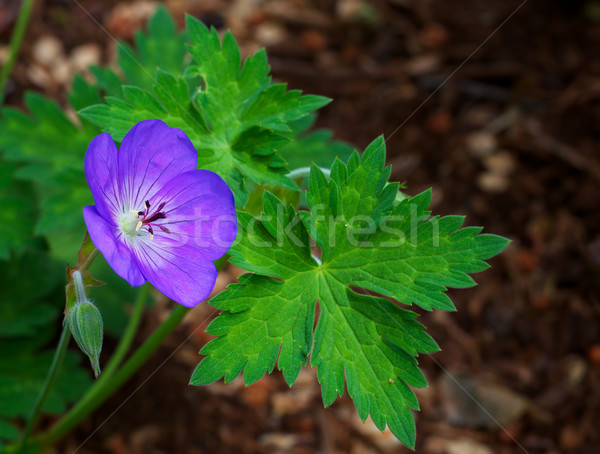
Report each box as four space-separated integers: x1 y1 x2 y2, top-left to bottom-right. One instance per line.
135 200 169 239
145 212 167 223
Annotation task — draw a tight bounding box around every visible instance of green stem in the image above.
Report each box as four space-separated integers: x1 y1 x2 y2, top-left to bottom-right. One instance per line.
21 325 71 443
101 284 149 380
38 304 189 449
79 248 100 274
16 241 101 452
25 284 147 450
0 0 35 104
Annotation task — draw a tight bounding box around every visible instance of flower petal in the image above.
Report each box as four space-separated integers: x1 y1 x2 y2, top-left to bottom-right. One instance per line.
133 242 218 307
117 119 197 211
150 169 237 261
84 206 146 287
84 133 121 221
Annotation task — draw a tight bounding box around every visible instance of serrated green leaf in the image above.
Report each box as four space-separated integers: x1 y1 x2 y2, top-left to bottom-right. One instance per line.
79 15 330 206
117 5 187 91
89 65 123 97
191 137 509 447
68 75 103 111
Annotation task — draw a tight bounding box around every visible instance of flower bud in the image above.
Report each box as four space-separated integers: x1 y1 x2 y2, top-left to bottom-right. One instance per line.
66 300 103 377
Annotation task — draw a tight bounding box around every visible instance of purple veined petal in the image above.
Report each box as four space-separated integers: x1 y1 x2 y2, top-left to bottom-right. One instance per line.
117 119 198 211
132 241 218 307
83 206 146 287
149 169 237 261
84 133 121 222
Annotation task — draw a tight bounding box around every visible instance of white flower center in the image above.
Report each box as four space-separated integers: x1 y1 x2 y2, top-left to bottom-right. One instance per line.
116 200 170 242
117 210 142 238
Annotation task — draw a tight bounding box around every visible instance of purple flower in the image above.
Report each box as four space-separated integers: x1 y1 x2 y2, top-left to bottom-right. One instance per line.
83 119 237 307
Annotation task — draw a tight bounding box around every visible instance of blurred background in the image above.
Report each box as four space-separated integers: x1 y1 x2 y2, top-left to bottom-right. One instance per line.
1 0 599 453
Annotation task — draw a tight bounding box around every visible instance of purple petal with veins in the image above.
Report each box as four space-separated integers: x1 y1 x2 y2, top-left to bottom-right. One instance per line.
83 119 237 307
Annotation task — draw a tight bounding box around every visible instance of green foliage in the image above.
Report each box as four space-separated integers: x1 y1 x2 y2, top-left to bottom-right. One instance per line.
0 420 19 443
191 137 509 448
79 15 331 206
88 258 138 338
117 6 187 91
0 7 339 261
278 114 354 171
0 252 91 446
0 7 184 261
0 250 61 337
0 91 98 261
0 340 90 444
0 163 35 260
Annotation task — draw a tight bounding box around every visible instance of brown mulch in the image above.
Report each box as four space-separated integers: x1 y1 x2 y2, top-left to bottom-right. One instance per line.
2 0 600 453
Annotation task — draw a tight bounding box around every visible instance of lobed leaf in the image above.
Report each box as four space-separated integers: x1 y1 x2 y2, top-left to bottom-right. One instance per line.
191 137 509 448
80 15 330 206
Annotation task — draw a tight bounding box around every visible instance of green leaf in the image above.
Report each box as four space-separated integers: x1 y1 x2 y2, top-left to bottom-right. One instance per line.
0 163 35 260
88 257 138 338
0 419 19 441
191 137 509 447
0 346 90 419
0 92 99 261
0 249 91 444
278 114 354 171
117 5 187 91
80 16 331 206
0 249 61 337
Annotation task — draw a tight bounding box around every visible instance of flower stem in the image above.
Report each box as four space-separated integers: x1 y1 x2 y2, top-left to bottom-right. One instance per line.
0 0 35 104
20 324 71 443
17 242 101 450
101 284 149 380
30 285 147 448
79 247 100 274
38 304 189 449
72 271 88 303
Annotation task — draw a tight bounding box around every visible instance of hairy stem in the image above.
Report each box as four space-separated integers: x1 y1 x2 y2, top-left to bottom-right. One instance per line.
18 243 102 448
0 0 35 103
27 284 148 449
72 271 88 303
38 304 189 448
